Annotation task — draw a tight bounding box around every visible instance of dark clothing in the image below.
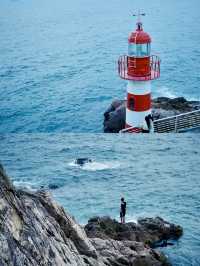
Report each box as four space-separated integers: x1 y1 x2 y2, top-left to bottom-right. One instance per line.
120 201 126 217
143 114 154 133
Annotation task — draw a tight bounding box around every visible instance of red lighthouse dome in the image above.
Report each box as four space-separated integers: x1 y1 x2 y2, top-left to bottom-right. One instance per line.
127 22 152 77
128 23 151 44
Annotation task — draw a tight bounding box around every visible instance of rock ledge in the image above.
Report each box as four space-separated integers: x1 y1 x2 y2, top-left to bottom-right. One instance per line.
0 164 183 265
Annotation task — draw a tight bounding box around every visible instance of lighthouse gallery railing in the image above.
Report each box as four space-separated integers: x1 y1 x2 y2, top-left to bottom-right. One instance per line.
118 55 160 81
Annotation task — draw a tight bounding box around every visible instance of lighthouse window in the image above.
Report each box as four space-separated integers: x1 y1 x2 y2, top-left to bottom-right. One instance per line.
136 43 150 57
128 44 136 56
128 97 135 111
129 43 150 57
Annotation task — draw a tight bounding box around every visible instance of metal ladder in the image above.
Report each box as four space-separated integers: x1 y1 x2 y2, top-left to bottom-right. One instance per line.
153 109 200 133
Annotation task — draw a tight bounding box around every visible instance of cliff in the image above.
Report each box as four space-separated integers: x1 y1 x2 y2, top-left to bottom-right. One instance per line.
0 164 183 266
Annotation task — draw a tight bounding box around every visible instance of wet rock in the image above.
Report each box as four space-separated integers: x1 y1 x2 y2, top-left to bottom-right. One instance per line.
90 238 170 266
85 216 183 246
75 158 92 166
104 100 126 133
103 97 200 132
48 184 60 190
0 164 182 265
0 163 14 191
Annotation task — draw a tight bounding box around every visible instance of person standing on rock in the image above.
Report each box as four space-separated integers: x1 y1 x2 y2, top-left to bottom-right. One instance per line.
120 197 126 224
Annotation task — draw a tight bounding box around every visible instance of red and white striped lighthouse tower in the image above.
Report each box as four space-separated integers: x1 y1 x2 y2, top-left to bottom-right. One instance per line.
118 13 160 133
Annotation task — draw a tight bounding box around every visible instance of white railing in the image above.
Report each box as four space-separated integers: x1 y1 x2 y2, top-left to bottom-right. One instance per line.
118 55 160 81
153 109 200 133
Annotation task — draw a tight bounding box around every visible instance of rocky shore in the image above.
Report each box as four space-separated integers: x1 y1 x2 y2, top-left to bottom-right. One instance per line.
0 164 183 266
103 97 200 133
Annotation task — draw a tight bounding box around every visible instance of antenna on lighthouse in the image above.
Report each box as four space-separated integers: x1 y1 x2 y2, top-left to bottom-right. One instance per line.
133 10 145 30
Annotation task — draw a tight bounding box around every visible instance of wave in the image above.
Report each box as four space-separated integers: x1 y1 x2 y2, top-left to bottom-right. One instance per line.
156 86 200 101
14 180 65 191
156 86 178 99
122 215 138 224
68 160 121 171
13 181 38 191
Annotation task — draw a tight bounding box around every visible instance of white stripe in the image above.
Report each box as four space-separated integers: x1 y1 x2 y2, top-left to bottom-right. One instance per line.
126 108 151 127
127 80 151 95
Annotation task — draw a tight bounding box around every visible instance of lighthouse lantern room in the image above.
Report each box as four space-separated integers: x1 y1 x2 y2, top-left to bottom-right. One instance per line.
118 12 160 133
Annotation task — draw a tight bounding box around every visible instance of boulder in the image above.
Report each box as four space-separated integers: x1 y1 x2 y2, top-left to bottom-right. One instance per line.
75 158 92 166
104 100 126 133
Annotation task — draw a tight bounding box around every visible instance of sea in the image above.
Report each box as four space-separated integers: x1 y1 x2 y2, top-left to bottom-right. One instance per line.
0 0 200 265
0 134 200 265
0 0 200 133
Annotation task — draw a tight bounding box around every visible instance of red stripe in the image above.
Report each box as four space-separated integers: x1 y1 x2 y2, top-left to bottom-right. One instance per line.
127 93 151 112
125 124 142 133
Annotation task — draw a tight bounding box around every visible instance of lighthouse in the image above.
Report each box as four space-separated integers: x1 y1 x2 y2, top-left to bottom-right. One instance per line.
118 13 160 133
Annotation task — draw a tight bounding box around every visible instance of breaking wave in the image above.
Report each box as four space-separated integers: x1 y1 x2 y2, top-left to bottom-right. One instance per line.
68 160 121 171
156 86 178 99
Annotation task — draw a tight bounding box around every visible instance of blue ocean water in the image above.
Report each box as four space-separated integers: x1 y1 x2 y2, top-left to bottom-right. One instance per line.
0 134 200 265
0 0 200 132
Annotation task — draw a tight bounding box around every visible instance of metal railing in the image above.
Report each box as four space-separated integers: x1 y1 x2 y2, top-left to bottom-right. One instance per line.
150 55 160 79
118 55 160 81
153 109 200 133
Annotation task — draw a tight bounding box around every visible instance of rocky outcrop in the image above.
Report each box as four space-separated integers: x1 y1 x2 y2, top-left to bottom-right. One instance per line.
85 216 183 246
104 100 126 133
104 97 200 132
0 164 183 265
0 164 97 266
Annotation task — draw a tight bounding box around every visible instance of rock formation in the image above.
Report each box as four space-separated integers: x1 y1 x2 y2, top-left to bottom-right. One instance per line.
85 216 182 246
0 164 183 265
103 97 200 132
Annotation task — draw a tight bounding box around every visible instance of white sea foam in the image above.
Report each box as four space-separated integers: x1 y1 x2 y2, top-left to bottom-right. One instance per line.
13 181 37 191
123 216 138 224
156 86 200 101
82 161 120 171
68 160 120 171
156 86 177 99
